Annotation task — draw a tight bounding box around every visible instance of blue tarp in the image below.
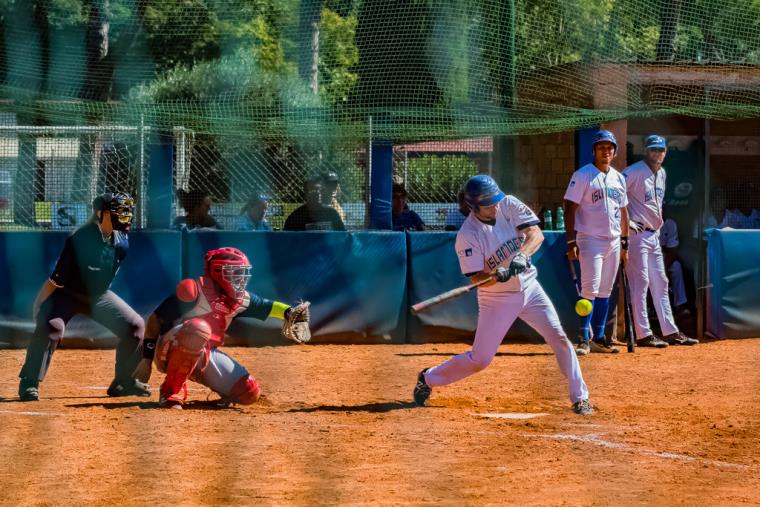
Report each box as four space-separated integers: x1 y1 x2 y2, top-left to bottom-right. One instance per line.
707 229 760 338
183 231 408 344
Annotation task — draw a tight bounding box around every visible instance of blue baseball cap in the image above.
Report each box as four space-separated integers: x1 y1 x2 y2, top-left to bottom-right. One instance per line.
645 135 667 150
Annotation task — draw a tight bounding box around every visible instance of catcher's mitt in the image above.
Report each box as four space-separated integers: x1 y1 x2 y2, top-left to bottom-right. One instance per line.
282 301 311 344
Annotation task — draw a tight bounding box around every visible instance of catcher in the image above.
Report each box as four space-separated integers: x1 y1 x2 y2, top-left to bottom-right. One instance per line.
132 247 311 409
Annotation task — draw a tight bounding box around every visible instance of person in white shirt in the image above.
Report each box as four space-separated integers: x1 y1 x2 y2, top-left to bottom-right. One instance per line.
564 130 629 355
623 135 697 346
413 175 592 415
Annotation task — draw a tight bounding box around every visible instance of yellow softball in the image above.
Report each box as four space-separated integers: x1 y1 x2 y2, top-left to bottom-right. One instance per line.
575 298 593 317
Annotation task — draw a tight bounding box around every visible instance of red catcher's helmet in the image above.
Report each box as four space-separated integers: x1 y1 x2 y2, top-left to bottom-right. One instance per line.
204 247 252 300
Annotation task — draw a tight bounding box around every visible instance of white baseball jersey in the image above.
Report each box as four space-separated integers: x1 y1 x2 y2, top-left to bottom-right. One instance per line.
659 218 679 249
564 163 628 239
455 195 539 293
623 160 666 231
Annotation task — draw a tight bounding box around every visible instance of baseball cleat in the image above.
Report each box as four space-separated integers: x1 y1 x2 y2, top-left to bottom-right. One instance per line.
107 378 152 397
664 332 699 346
159 396 183 410
18 378 39 402
413 369 432 406
572 399 593 415
590 340 619 353
636 335 669 348
575 340 590 356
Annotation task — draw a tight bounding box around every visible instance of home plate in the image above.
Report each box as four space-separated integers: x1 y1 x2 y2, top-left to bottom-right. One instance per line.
475 412 549 420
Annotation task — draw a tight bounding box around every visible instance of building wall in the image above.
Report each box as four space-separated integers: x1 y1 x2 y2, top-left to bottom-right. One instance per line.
514 131 575 216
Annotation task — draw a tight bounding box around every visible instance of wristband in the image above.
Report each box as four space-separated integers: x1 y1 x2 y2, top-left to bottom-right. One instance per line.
566 239 576 245
621 237 629 250
142 337 157 360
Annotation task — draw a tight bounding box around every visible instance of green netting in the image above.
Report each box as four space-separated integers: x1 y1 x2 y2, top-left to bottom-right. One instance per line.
1 0 760 140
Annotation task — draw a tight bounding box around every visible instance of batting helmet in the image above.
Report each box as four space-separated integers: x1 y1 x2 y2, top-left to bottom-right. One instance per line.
92 191 134 231
592 130 618 155
462 175 506 211
204 247 252 301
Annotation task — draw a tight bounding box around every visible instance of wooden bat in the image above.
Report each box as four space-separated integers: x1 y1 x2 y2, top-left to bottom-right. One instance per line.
621 271 636 353
411 273 498 315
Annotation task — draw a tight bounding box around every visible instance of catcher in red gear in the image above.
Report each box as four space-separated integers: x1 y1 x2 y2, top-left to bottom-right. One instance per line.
132 247 311 409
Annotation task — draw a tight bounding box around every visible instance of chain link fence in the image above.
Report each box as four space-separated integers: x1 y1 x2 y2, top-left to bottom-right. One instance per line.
0 120 148 231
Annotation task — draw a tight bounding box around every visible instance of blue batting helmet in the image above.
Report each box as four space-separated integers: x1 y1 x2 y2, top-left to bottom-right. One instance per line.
463 175 506 210
592 130 618 154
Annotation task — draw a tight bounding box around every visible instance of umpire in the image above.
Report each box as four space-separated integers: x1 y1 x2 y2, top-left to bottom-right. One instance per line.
18 192 149 401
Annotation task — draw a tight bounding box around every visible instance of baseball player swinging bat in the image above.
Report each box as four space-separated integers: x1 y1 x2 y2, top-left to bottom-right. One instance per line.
411 272 503 315
620 271 636 353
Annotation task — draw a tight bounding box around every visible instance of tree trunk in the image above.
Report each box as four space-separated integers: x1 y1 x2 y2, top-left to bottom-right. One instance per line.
656 0 680 62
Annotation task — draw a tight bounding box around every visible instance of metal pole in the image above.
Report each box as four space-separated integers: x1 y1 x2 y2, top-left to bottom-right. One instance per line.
367 115 372 229
137 114 146 229
696 118 710 340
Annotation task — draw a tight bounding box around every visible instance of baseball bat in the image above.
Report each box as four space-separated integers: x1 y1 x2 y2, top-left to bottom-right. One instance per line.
621 271 635 353
411 274 498 315
568 258 581 297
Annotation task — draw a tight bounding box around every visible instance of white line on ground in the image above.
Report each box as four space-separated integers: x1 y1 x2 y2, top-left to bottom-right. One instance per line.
475 412 549 420
525 432 749 469
0 410 59 416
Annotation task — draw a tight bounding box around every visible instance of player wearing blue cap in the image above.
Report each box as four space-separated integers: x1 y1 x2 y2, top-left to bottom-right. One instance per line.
623 135 698 347
413 175 592 415
564 130 629 354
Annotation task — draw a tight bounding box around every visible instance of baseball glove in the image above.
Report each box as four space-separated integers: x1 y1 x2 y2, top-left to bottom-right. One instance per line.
282 301 311 344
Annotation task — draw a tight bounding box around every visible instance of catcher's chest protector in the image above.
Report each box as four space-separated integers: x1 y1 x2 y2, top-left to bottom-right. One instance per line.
181 277 250 346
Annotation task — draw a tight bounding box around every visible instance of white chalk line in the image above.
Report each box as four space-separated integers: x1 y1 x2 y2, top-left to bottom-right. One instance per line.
525 432 749 469
474 412 549 420
0 409 59 416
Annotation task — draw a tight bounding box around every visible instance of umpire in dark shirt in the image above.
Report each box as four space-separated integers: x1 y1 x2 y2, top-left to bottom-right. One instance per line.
18 192 149 401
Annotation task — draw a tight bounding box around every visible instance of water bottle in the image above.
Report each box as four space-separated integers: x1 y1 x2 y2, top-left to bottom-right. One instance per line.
555 206 565 231
543 208 553 231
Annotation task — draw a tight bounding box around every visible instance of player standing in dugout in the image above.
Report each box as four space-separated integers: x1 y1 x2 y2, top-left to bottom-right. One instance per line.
413 175 592 415
564 130 629 355
623 135 698 347
18 192 149 401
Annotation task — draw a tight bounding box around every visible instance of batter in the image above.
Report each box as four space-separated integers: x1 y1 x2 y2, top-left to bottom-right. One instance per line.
413 175 591 415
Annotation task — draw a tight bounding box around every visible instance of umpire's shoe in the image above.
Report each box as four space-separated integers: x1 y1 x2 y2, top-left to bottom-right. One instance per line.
637 335 669 348
107 378 151 397
590 340 620 353
572 399 593 415
18 378 39 402
664 332 699 346
413 369 432 406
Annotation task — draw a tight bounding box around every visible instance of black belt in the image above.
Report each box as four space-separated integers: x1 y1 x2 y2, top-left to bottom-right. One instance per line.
630 225 656 233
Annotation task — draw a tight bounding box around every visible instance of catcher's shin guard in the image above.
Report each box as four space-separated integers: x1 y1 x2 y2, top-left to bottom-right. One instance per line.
228 374 261 405
159 318 211 404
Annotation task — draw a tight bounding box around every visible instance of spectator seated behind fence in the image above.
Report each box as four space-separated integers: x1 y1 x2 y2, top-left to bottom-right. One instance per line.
444 189 469 231
174 189 221 231
237 193 272 231
320 171 346 222
391 183 425 231
283 176 346 231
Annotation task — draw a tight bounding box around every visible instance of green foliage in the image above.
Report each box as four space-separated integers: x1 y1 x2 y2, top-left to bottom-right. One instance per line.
402 155 477 202
319 7 358 105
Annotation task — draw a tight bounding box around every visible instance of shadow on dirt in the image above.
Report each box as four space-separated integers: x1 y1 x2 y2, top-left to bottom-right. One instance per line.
396 351 553 357
287 400 421 414
66 400 244 411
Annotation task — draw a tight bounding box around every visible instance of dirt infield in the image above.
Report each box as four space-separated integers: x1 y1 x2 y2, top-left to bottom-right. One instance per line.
1 339 759 506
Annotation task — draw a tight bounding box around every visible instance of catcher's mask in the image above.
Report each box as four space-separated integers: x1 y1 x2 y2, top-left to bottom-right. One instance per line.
93 191 134 231
204 247 252 300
